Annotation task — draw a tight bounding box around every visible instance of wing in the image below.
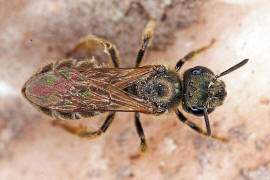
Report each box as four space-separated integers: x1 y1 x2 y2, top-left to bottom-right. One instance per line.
25 65 164 114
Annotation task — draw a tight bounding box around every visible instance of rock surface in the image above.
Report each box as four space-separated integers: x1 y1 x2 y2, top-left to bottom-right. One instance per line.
1 0 270 180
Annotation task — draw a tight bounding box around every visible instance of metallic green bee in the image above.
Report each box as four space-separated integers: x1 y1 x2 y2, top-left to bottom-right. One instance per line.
22 21 248 153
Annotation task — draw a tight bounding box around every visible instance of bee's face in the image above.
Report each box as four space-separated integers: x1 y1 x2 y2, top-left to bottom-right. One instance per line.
206 80 227 109
182 66 227 115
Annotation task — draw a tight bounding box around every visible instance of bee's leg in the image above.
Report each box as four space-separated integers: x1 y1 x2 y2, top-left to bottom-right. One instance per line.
135 112 147 153
175 109 228 142
125 2 152 19
66 36 120 67
136 21 155 67
54 112 115 138
175 39 215 72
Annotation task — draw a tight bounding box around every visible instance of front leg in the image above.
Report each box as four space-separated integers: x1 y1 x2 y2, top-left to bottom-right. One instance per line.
175 109 227 142
175 39 215 72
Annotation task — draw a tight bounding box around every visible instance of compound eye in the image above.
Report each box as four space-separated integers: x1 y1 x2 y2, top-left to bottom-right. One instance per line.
188 66 214 76
190 104 202 111
191 69 203 75
187 104 214 116
189 104 204 115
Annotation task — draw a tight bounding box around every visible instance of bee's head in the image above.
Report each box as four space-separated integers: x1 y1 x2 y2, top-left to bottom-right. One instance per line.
204 59 249 110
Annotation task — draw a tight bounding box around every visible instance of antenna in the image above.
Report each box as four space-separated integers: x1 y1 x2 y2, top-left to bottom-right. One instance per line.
209 59 249 87
203 107 211 136
204 59 249 136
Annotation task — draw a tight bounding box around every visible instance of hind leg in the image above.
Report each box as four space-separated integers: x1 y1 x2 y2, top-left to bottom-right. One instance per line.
67 36 121 67
53 112 116 139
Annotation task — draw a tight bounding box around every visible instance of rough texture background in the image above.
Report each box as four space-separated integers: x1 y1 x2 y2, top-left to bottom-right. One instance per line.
1 0 270 180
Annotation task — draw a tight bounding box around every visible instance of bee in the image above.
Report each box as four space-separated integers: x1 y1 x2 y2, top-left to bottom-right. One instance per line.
22 20 248 153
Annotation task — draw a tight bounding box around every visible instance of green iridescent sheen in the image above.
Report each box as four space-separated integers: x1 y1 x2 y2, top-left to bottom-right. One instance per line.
37 72 59 86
